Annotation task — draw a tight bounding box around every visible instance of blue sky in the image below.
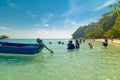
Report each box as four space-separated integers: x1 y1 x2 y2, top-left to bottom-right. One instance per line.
0 0 117 39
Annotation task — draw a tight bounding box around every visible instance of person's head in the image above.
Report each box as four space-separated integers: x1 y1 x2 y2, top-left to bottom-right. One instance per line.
88 43 91 45
70 40 73 44
76 40 78 43
58 41 61 44
36 38 43 43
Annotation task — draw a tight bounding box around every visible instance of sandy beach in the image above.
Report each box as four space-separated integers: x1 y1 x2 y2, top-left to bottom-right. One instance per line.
95 39 120 44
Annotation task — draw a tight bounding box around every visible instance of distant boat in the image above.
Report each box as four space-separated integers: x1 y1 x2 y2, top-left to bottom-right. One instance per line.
0 41 41 54
0 35 9 40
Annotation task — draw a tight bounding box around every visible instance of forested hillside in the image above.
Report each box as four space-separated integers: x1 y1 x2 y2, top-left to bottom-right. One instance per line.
72 1 120 39
72 12 116 39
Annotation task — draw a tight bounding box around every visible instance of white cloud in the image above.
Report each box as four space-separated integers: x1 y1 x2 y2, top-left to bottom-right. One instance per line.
26 10 37 18
47 13 54 18
79 18 99 26
0 27 11 30
31 14 37 18
41 18 48 24
6 30 35 39
7 0 18 9
35 29 72 39
26 10 31 14
35 24 41 27
62 0 82 17
3 18 98 39
62 17 99 29
44 24 49 27
94 0 117 11
35 13 53 28
41 13 53 23
36 13 53 28
14 31 22 33
5 29 72 39
62 19 82 29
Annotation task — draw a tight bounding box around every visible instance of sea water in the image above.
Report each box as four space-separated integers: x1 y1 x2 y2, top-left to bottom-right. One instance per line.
0 39 120 80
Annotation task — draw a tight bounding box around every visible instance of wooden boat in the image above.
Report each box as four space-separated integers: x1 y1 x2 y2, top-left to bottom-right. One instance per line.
0 41 41 54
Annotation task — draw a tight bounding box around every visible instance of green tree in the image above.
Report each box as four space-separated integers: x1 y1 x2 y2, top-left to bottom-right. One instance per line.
104 29 112 37
109 0 120 16
111 15 120 38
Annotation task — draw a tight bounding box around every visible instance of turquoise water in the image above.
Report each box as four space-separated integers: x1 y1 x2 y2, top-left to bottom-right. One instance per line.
0 39 120 80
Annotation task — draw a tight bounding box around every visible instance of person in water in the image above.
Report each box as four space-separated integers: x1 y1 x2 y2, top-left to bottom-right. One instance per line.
88 43 93 49
58 41 61 44
102 37 108 48
75 40 80 49
49 41 52 44
67 40 75 49
36 38 54 53
83 39 85 42
79 39 82 44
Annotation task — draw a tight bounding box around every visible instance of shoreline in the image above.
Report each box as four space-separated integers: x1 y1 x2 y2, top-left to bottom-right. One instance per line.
95 39 120 44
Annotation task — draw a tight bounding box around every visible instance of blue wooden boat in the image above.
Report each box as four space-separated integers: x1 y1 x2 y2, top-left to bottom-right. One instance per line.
0 41 41 54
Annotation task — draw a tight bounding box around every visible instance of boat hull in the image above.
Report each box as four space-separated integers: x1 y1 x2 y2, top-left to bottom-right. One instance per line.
0 42 41 54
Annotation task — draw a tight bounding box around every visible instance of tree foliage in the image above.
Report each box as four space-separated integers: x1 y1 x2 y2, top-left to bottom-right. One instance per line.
109 0 120 16
72 0 120 39
72 12 116 39
111 15 120 37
